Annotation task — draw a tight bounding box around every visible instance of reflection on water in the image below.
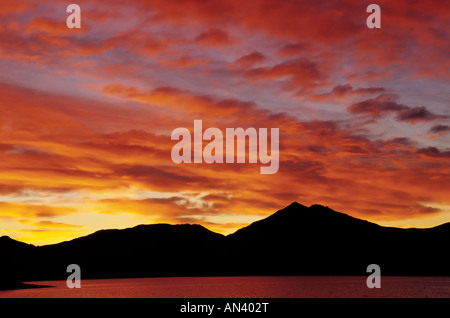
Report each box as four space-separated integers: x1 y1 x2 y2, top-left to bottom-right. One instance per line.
0 276 449 298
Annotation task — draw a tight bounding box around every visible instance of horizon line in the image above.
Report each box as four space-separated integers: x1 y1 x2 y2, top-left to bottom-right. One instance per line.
3 202 449 247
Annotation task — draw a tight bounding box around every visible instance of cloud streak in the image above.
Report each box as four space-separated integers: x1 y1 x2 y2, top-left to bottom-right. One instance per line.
348 94 448 124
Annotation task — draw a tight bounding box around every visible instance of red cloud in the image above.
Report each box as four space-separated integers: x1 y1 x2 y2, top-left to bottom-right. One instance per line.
234 52 266 67
277 43 306 57
25 17 86 36
195 28 235 46
311 84 386 102
245 58 325 91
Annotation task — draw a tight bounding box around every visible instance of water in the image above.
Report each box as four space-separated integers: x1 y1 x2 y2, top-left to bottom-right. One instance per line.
0 276 449 298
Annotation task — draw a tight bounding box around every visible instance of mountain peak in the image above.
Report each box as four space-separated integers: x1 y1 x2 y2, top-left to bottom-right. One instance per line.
0 235 35 248
229 201 383 240
286 201 308 209
0 235 21 243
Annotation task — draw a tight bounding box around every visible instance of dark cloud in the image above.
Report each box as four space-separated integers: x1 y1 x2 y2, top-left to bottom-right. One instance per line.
387 137 414 146
341 145 367 154
428 124 450 134
307 145 330 154
417 147 450 158
331 84 354 95
396 106 448 124
348 94 447 124
348 94 407 116
311 84 387 101
331 84 386 96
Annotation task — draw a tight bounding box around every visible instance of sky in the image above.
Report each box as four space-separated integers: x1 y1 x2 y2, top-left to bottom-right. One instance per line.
0 0 449 245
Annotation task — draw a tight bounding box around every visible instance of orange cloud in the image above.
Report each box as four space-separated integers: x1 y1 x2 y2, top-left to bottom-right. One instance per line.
244 58 326 92
101 83 260 119
19 219 84 228
25 17 86 36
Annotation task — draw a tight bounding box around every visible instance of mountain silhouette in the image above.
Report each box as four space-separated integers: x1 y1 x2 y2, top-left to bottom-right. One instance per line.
0 236 37 290
226 203 450 275
1 202 449 289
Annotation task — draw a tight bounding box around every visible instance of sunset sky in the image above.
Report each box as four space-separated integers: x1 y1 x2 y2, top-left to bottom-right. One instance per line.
0 0 449 245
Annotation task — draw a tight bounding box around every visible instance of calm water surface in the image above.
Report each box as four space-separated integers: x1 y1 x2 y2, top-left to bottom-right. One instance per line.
0 276 449 298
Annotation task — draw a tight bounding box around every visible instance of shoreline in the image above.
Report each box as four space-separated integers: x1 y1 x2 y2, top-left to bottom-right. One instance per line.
0 282 53 292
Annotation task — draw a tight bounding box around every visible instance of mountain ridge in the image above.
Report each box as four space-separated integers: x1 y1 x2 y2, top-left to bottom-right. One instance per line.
1 202 449 285
2 202 449 247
